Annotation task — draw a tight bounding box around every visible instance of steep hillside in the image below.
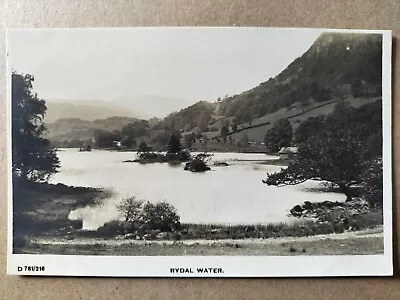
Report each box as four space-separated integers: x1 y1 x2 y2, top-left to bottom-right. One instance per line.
161 101 217 132
216 33 382 124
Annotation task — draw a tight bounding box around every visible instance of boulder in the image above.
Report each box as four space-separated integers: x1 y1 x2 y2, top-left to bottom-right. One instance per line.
156 232 169 239
303 201 313 210
123 233 136 239
143 233 152 240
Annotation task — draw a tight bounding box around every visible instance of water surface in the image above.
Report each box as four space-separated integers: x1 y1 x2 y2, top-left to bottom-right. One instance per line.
50 149 344 229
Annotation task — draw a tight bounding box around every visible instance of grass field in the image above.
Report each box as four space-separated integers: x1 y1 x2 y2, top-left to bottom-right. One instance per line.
16 227 383 256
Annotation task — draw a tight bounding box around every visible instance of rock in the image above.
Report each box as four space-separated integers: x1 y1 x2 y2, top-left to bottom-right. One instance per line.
156 232 169 239
143 233 152 240
123 233 136 239
303 201 313 210
152 229 161 235
292 205 303 212
290 205 304 217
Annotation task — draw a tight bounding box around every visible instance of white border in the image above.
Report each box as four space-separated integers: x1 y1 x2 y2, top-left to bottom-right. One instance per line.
6 27 393 277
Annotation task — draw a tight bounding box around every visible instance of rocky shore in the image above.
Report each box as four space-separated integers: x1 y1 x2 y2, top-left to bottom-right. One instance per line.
289 198 381 232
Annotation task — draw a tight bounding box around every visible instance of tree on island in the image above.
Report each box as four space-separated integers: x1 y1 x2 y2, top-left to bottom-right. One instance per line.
167 134 182 154
138 141 150 153
12 73 60 182
264 118 293 153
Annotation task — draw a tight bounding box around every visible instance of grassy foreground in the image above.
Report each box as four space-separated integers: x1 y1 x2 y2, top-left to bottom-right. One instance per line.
17 228 383 256
13 182 384 255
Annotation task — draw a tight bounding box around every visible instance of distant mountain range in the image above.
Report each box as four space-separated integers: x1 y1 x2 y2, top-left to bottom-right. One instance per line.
44 100 141 123
44 95 192 124
45 116 138 141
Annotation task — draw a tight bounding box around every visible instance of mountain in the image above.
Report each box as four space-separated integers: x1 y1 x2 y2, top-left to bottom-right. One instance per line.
46 116 138 141
216 33 382 124
152 33 382 143
46 33 383 145
44 100 148 123
161 101 217 132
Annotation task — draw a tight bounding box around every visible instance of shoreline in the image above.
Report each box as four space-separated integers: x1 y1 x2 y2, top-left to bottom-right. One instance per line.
13 181 383 255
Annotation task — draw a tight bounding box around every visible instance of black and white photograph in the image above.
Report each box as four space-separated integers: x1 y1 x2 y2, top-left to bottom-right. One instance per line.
7 27 392 277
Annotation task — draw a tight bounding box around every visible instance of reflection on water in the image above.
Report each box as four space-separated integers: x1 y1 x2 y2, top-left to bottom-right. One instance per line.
50 149 344 230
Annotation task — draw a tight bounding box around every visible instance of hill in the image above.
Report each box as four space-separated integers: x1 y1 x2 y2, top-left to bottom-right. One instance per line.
44 100 147 123
46 32 383 150
215 32 382 125
46 116 139 141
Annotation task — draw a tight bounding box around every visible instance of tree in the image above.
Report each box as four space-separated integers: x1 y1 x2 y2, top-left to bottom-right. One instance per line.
94 130 118 148
240 133 249 146
351 78 364 97
142 201 180 231
294 116 325 144
197 112 210 132
264 101 382 202
264 118 293 153
362 159 383 208
264 126 369 201
220 125 229 142
117 197 144 223
138 141 149 153
167 134 182 154
231 118 238 132
12 73 60 182
121 135 135 148
184 133 196 149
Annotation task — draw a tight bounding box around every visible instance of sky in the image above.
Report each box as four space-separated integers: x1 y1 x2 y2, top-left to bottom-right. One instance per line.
7 27 323 107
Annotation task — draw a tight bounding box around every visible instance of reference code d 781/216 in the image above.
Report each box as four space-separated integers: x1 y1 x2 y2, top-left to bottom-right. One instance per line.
18 266 45 272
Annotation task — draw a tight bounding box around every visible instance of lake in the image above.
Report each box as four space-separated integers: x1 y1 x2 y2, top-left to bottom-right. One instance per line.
50 149 344 230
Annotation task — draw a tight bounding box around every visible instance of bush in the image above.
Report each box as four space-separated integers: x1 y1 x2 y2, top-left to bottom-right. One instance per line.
165 150 191 162
184 158 211 172
117 197 144 223
142 202 180 232
362 160 383 208
96 220 126 237
117 197 180 232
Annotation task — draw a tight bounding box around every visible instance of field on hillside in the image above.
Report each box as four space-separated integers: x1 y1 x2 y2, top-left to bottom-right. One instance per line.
229 96 381 143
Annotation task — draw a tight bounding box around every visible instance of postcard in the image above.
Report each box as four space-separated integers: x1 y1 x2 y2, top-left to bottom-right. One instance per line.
6 27 392 277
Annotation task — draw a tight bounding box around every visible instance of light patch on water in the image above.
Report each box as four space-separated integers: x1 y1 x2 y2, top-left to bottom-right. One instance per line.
51 149 345 230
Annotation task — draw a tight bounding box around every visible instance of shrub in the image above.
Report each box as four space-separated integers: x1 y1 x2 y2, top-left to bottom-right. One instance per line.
117 197 144 223
165 150 192 162
96 220 126 237
184 158 211 172
362 160 383 208
116 197 181 232
142 202 180 232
